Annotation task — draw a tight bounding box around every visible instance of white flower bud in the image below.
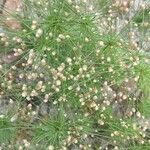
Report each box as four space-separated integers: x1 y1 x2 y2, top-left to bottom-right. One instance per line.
48 145 54 150
66 57 72 64
36 28 43 38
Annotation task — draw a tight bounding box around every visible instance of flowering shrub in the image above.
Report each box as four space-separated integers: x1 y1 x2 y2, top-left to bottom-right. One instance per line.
0 0 150 149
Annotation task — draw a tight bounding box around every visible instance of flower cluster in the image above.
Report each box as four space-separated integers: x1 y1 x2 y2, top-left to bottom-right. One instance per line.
0 0 150 149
